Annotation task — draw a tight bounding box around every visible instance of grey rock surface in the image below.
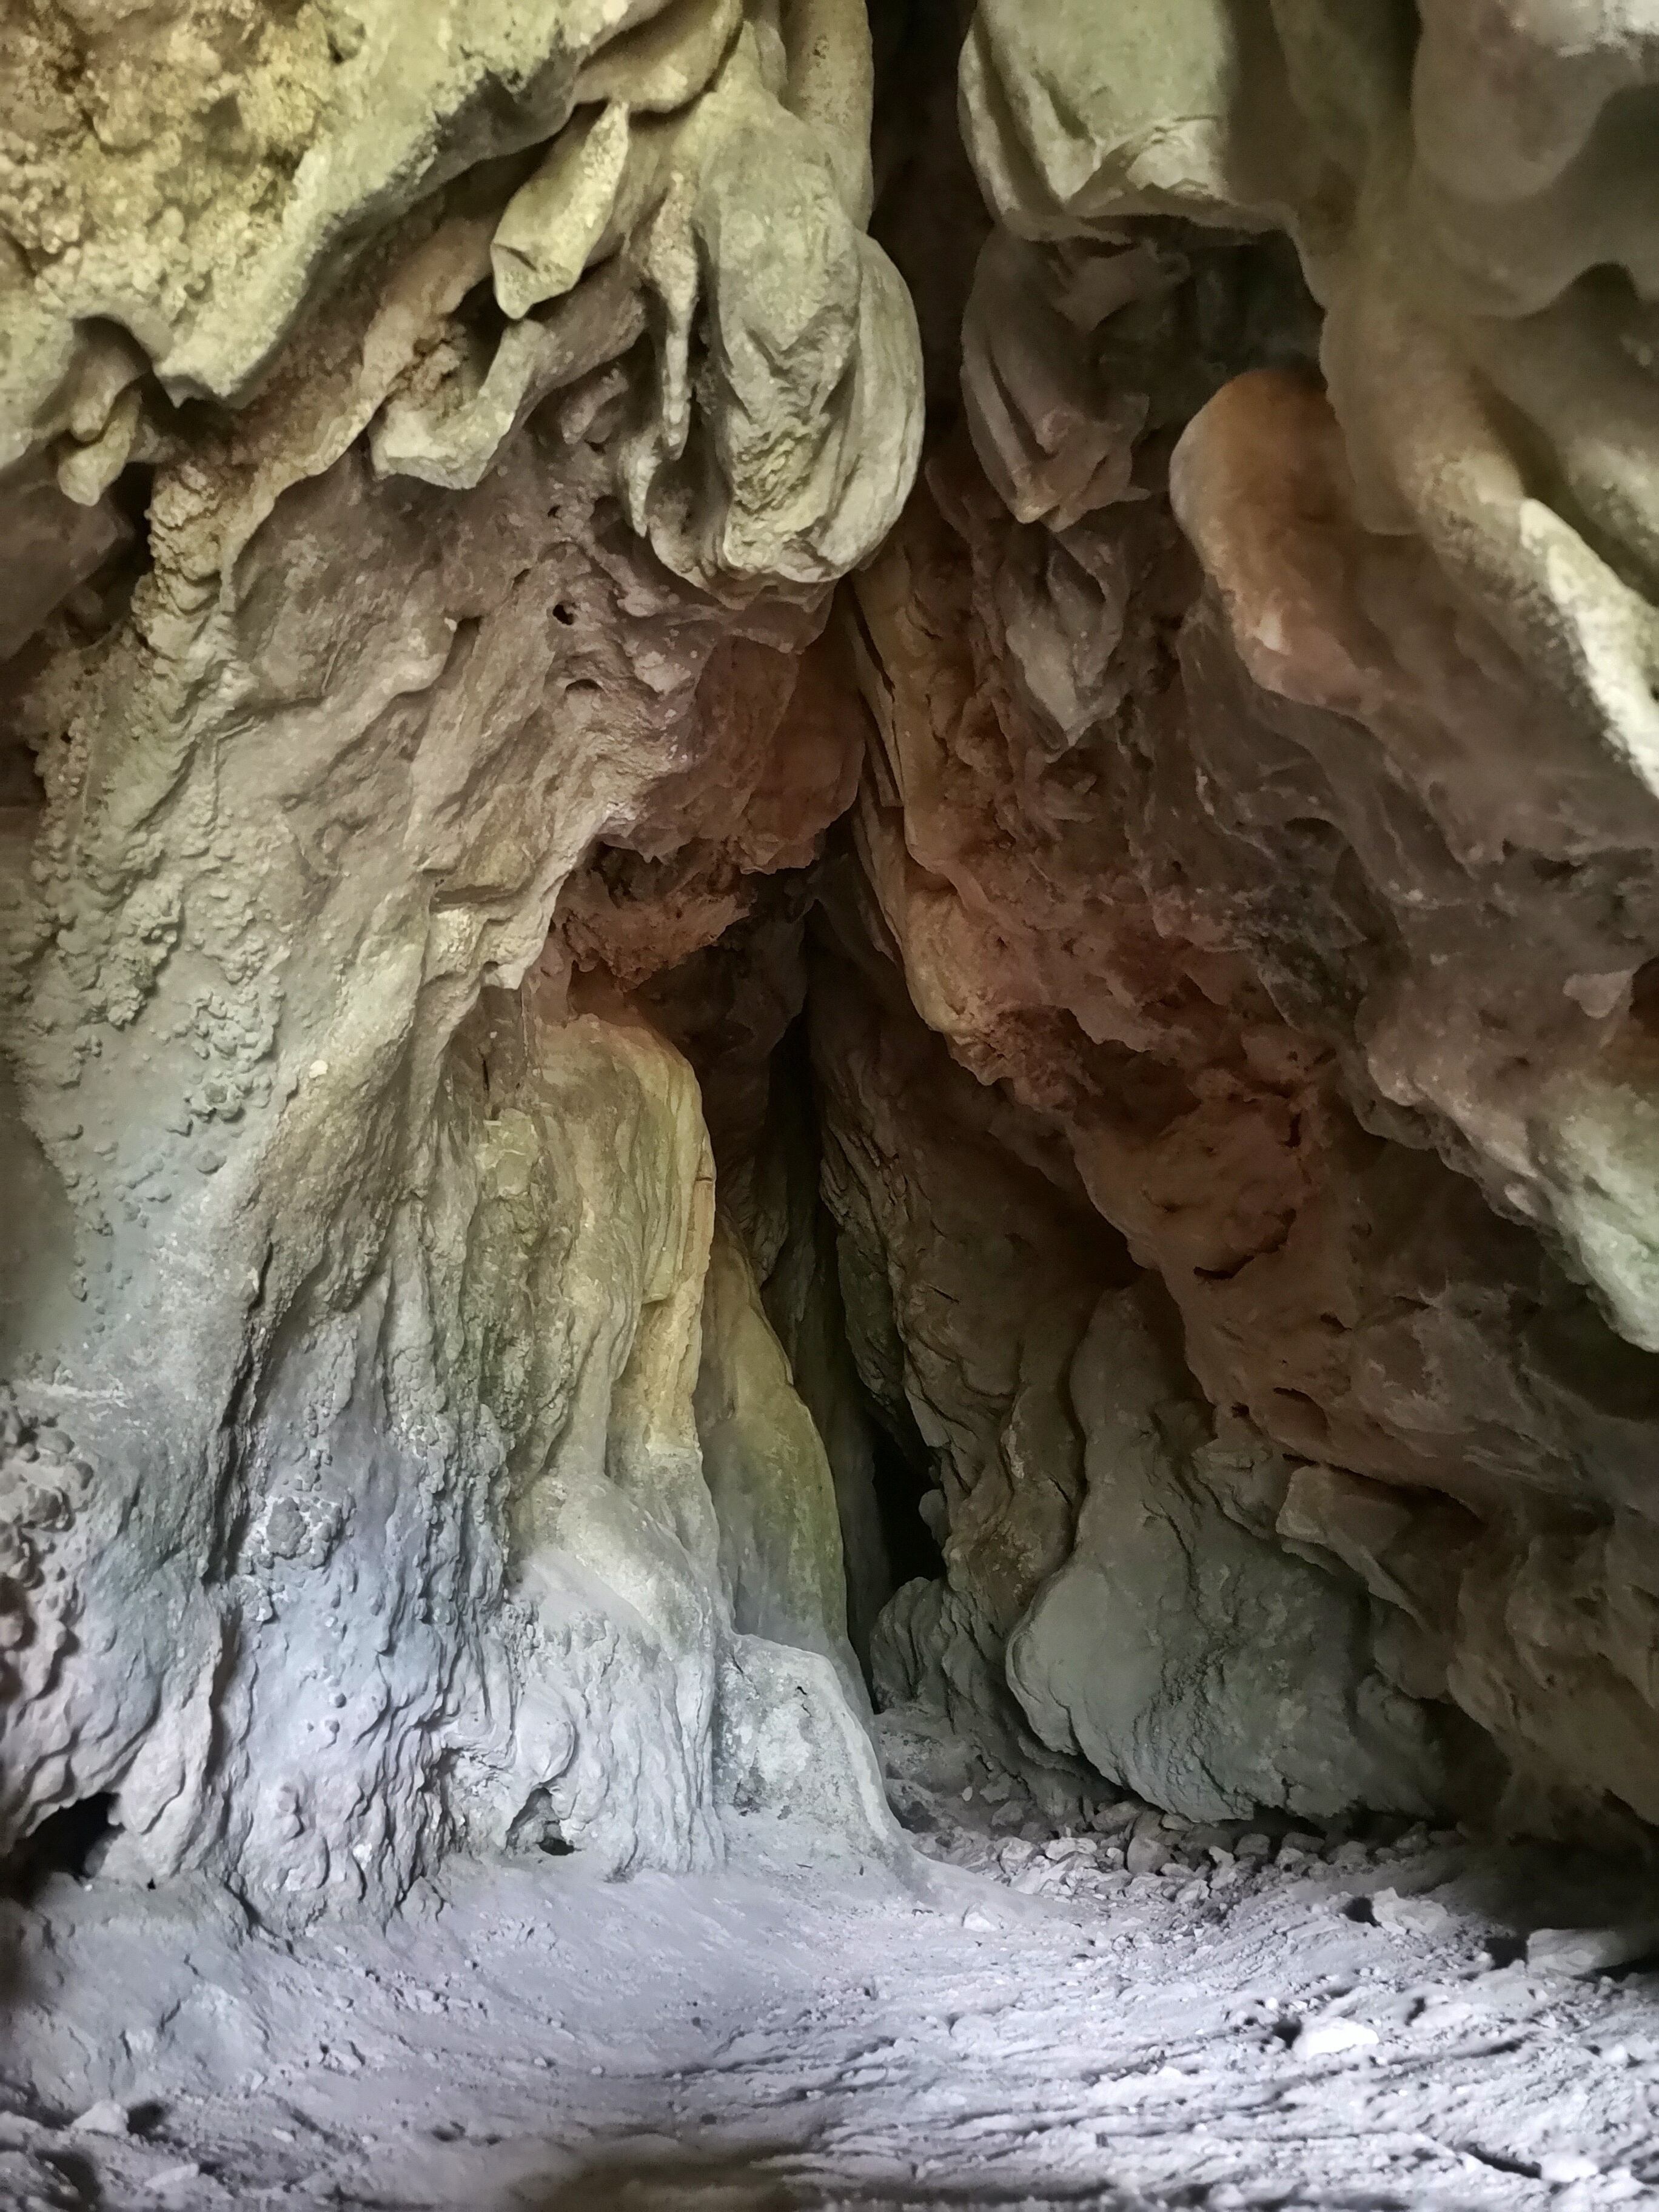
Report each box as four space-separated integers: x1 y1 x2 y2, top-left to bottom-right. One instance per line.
0 0 919 1906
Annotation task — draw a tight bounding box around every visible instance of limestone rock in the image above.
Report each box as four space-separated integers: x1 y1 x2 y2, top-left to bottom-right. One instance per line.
1526 1925 1659 1979
15 0 1659 1913
67 2100 131 2139
812 0 1659 1838
1370 1889 1454 1939
0 0 922 597
954 0 1659 1368
1007 1290 1446 1823
695 1213 865 1712
0 2 917 1907
714 1634 903 1865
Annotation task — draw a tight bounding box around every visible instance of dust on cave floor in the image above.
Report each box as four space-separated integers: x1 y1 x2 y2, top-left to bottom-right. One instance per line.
4 1756 1659 2211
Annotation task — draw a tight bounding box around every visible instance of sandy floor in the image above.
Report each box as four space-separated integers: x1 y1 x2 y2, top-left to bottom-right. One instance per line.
3 1812 1659 2210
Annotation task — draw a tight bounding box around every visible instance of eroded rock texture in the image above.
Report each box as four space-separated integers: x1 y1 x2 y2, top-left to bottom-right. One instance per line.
0 0 918 1906
819 0 1659 1838
10 0 1659 1910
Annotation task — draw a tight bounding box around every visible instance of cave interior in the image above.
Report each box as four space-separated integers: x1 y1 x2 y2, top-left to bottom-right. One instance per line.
5 0 1659 2205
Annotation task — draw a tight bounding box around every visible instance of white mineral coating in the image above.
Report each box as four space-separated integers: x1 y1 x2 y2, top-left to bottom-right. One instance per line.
1293 2017 1379 2060
695 1214 866 1714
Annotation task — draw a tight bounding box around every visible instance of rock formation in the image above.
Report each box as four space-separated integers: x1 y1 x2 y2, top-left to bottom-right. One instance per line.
0 0 919 1908
8 0 1659 1918
841 0 1659 1837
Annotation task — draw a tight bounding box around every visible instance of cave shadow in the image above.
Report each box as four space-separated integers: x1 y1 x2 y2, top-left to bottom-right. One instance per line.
0 1907 32 2033
0 1795 119 2053
514 2136 1202 2210
0 1908 47 2128
1425 1837 1659 1951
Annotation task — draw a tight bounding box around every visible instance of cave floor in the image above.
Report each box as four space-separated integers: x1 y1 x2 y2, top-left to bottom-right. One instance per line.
2 1827 1657 2211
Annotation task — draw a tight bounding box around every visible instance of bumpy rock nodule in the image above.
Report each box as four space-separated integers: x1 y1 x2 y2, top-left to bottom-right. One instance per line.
7 0 1659 1906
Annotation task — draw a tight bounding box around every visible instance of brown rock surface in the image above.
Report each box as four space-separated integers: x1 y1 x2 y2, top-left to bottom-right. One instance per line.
816 0 1659 1835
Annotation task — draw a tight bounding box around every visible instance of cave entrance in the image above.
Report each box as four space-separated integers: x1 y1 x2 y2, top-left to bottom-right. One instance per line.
0 1795 120 1903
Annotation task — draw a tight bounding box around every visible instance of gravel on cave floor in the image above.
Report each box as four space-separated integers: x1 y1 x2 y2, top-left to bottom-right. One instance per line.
2 1821 1658 2211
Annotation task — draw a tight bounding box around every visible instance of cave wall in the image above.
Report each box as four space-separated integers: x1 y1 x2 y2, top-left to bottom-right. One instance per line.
0 0 917 1906
823 0 1659 1838
8 0 1659 1904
